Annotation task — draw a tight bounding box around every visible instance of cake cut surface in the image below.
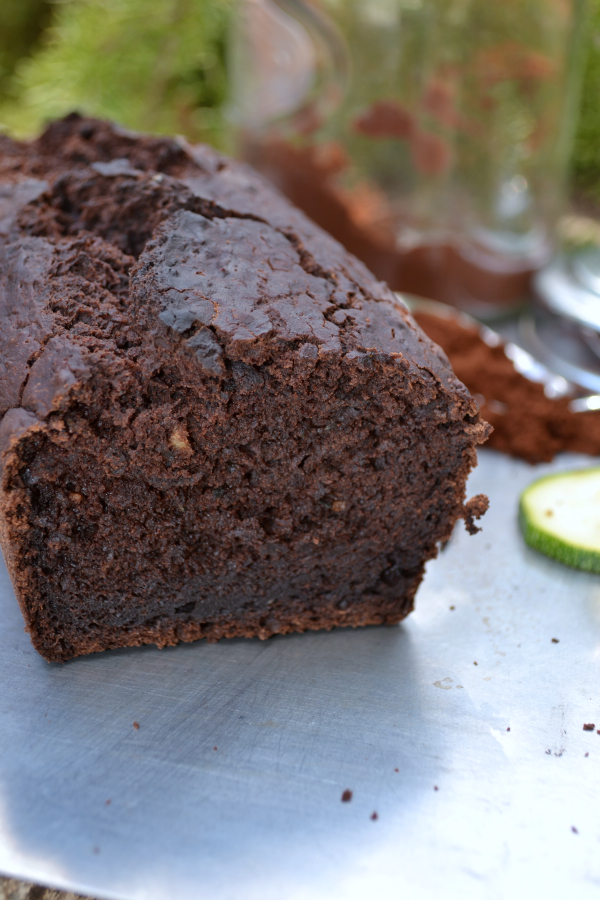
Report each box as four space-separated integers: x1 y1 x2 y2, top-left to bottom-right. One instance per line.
0 115 489 661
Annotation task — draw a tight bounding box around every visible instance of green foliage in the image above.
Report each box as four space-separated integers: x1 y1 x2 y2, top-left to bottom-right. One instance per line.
572 0 600 196
0 0 232 148
0 0 52 94
1 0 600 179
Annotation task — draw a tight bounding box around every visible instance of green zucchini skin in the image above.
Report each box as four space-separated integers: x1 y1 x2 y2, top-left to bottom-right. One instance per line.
519 468 600 573
519 504 600 573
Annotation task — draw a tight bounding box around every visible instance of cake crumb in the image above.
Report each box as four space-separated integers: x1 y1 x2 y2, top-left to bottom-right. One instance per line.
394 768 399 773
341 789 353 802
551 638 559 643
507 727 511 732
170 425 192 453
214 746 218 751
572 826 579 834
133 721 140 730
585 752 589 757
434 785 439 791
473 661 478 666
370 812 378 820
449 605 455 610
583 723 595 731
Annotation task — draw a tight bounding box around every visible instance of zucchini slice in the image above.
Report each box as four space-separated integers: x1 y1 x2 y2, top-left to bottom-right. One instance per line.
519 468 600 573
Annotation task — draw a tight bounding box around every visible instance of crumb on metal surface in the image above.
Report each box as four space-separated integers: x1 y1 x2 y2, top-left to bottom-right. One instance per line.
0 876 98 900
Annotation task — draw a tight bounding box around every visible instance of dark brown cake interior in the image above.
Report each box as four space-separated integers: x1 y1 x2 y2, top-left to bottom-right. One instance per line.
14 340 480 660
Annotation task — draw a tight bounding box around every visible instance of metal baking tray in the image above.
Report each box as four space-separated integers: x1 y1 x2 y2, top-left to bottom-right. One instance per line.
0 449 599 900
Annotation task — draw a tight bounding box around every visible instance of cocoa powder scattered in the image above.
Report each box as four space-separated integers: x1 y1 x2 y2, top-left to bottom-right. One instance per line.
414 311 600 464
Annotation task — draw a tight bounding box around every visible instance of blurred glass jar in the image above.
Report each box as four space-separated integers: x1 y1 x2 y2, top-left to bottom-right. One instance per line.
230 0 587 318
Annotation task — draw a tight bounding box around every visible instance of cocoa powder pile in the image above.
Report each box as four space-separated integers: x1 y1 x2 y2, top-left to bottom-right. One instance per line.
414 311 600 464
245 139 534 309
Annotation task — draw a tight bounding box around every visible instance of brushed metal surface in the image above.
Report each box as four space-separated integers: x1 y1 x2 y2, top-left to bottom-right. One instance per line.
0 449 599 900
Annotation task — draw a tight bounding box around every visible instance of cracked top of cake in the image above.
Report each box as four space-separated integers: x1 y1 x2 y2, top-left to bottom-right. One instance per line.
0 113 478 428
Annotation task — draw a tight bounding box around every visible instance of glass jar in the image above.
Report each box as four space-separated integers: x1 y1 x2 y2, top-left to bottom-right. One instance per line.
231 0 587 319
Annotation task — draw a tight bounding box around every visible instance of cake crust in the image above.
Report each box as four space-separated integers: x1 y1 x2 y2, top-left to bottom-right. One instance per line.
0 115 489 661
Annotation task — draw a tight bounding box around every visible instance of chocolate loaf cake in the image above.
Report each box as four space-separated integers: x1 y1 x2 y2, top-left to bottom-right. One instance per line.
0 115 489 662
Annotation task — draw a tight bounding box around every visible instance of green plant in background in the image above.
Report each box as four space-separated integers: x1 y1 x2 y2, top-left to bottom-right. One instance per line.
0 0 232 148
0 0 52 99
1 0 600 195
573 0 600 199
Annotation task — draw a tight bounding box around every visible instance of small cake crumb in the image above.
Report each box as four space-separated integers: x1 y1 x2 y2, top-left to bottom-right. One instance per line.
169 424 192 453
370 812 378 820
551 638 559 643
585 752 589 757
507 727 511 732
572 826 579 834
341 789 353 802
434 785 439 791
105 799 111 806
449 605 455 610
583 723 595 731
133 721 140 730
473 661 478 666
